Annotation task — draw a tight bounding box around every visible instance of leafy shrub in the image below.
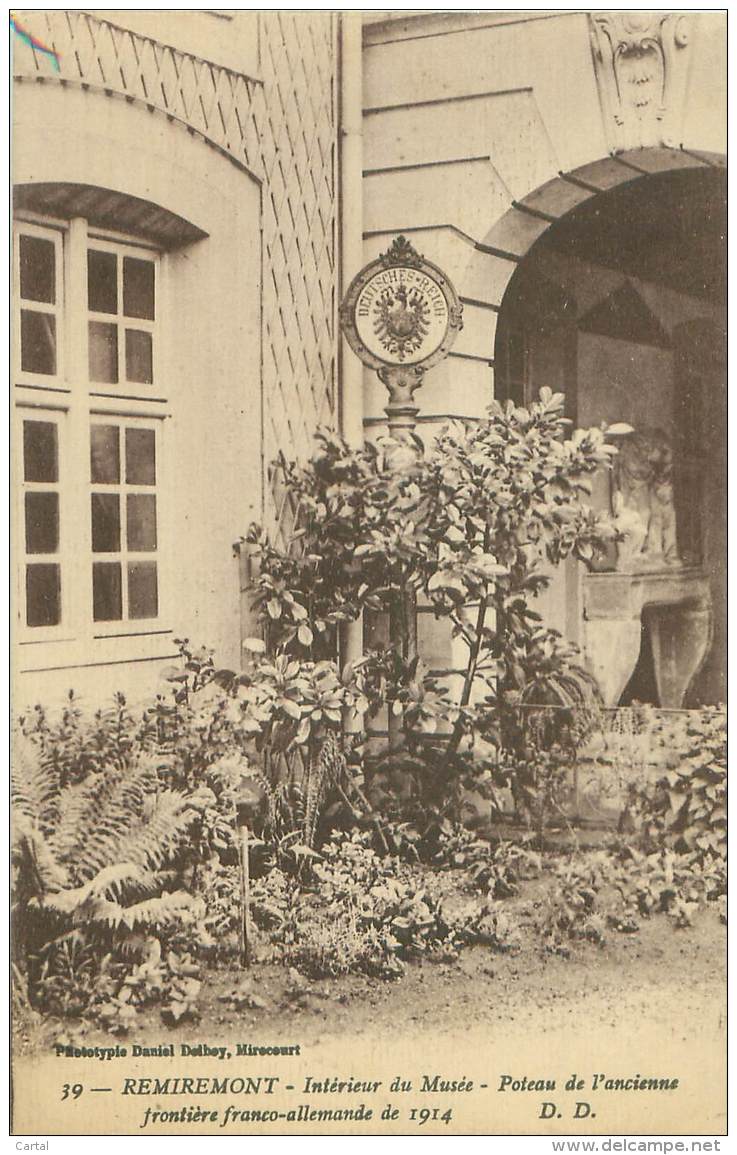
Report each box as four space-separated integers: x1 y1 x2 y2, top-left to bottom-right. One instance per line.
195 861 241 957
12 963 57 1055
19 652 254 869
538 839 726 952
87 943 203 1033
239 393 622 824
33 935 99 1018
246 830 531 978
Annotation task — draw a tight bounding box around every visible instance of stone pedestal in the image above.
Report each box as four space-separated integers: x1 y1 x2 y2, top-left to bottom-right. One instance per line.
583 568 712 707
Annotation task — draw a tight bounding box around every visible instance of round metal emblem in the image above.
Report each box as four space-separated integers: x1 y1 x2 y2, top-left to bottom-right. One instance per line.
340 236 463 372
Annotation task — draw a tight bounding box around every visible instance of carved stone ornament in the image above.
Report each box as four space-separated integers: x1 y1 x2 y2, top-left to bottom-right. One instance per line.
612 428 680 572
340 236 463 375
590 12 692 152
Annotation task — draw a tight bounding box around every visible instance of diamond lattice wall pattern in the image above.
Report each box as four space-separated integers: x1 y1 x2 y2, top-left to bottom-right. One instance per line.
256 12 339 540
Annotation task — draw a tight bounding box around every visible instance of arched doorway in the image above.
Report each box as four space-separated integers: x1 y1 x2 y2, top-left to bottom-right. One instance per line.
492 163 726 707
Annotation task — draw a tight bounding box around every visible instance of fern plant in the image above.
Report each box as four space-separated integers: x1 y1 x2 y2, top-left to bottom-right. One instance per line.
12 734 199 995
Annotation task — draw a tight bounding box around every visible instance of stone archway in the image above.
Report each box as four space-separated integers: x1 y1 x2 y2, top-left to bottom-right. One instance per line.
468 150 726 707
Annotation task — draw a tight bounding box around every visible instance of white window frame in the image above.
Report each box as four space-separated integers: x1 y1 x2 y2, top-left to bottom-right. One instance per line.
15 406 75 646
89 414 163 638
13 220 66 390
13 213 171 661
86 234 159 397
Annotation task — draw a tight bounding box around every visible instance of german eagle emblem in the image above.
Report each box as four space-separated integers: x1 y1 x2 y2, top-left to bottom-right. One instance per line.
373 284 430 361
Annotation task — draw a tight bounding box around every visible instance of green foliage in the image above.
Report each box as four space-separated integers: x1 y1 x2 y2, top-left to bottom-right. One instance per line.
12 963 58 1055
624 710 726 859
538 839 726 952
212 652 366 762
242 391 618 662
451 898 524 953
162 643 371 856
241 437 452 654
539 855 609 950
11 734 200 1003
27 929 205 1034
309 833 451 959
429 825 542 896
285 913 404 981
209 830 528 982
611 848 725 928
18 645 255 867
18 691 152 787
159 950 203 1025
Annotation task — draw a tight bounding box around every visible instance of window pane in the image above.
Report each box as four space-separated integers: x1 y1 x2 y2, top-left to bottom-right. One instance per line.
123 257 155 320
88 249 118 314
125 428 156 485
20 235 55 304
89 321 119 383
24 421 58 483
90 424 120 484
91 493 121 552
128 561 158 619
93 562 122 621
21 310 56 375
26 563 61 627
125 329 153 384
25 492 59 554
127 494 157 551
417 612 455 671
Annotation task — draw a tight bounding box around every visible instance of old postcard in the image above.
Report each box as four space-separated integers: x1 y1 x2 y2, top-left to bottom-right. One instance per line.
11 8 726 1138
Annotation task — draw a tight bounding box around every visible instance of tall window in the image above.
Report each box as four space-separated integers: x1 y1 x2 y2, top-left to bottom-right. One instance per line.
14 216 166 647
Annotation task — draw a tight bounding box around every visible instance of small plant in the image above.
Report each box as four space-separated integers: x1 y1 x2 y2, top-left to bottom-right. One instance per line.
452 898 524 953
429 825 541 896
33 935 98 1019
250 867 304 944
286 912 404 980
18 691 150 788
85 942 203 1033
160 952 203 1026
11 964 58 1055
538 854 608 949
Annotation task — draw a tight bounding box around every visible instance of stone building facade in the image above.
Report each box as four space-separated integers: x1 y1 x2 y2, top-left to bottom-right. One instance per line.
12 10 726 711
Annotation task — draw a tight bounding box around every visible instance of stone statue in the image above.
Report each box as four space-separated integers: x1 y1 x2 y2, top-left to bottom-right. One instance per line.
612 429 680 571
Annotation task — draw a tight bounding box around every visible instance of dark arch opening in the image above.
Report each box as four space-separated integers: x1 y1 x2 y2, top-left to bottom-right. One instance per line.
493 165 726 707
495 166 725 407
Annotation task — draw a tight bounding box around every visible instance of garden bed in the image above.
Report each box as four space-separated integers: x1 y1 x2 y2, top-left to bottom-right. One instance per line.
14 851 725 1057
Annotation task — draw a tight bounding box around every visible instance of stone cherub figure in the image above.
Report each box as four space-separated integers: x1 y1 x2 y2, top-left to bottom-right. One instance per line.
612 428 680 571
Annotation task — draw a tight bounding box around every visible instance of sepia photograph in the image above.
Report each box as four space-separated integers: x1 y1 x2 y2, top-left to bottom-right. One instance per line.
10 8 726 1137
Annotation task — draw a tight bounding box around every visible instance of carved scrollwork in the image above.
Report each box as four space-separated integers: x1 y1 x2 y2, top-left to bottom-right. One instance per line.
590 12 693 152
